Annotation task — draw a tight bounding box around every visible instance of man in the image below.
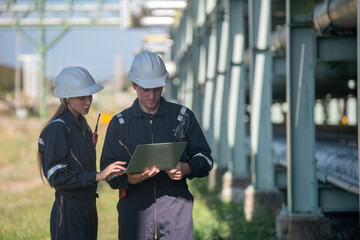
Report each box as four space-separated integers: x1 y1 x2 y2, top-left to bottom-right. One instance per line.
100 51 213 240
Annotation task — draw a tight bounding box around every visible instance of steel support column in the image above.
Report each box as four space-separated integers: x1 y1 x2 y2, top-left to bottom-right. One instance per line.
286 0 317 215
184 10 194 110
38 0 46 119
185 58 194 109
193 0 207 122
203 26 217 158
249 0 274 190
213 3 230 169
196 36 207 122
227 0 248 179
276 1 331 239
178 15 187 102
202 0 218 157
189 0 200 118
357 0 360 213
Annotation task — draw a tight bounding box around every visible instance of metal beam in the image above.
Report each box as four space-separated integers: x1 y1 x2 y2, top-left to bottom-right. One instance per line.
204 25 217 161
182 9 194 110
190 0 205 121
0 0 131 118
286 0 317 214
276 164 359 212
0 2 125 28
317 36 357 62
249 0 274 191
227 0 248 178
0 18 124 27
357 0 360 212
319 185 359 212
214 3 230 169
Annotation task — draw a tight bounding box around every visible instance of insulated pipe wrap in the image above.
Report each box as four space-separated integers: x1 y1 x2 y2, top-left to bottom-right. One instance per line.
328 0 357 29
314 0 357 33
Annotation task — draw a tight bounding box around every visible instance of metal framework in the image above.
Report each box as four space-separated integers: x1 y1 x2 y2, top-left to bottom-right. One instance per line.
0 0 127 27
0 0 186 118
171 0 358 238
0 0 129 118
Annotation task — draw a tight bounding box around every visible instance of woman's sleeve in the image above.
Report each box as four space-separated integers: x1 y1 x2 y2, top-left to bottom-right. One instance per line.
100 117 129 189
39 123 97 189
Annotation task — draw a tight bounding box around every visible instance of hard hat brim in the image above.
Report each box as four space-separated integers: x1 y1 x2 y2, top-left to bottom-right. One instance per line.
53 83 104 98
129 72 168 89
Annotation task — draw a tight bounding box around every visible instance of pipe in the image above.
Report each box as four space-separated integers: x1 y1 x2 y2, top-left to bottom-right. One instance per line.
272 135 359 194
271 0 357 53
326 174 359 194
314 0 357 33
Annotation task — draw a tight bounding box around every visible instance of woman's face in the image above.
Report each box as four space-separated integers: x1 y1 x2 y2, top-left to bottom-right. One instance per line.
67 95 92 118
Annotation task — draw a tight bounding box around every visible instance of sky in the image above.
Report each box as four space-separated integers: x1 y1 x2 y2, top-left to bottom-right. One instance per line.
0 26 164 82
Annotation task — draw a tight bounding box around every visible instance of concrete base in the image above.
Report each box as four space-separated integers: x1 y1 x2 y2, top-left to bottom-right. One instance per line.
244 185 283 221
276 214 331 240
208 164 227 189
220 171 251 202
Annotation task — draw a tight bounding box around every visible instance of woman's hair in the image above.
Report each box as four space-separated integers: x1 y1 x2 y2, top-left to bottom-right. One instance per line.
37 99 68 183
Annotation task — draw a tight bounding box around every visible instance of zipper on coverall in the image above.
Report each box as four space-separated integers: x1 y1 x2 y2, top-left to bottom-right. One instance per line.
59 195 63 227
149 116 158 240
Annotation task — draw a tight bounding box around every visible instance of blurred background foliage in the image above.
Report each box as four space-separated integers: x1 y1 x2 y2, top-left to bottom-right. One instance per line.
0 66 17 94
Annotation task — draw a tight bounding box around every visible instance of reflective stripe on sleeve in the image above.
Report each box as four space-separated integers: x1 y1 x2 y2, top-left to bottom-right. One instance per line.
49 119 70 132
193 153 213 168
50 119 65 124
38 137 44 145
47 164 67 179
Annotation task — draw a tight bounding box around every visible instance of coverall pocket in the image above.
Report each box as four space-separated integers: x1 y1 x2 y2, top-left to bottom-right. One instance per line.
70 196 88 239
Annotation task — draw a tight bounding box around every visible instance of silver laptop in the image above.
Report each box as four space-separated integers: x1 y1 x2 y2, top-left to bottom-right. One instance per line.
126 142 187 173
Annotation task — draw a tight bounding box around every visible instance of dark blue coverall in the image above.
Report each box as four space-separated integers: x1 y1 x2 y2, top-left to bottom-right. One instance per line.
38 110 98 240
100 97 213 240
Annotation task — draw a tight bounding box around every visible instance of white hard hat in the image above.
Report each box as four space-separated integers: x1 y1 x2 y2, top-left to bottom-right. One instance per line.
128 51 169 89
53 66 104 98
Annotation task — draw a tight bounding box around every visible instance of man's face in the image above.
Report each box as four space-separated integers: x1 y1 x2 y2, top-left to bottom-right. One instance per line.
132 82 163 114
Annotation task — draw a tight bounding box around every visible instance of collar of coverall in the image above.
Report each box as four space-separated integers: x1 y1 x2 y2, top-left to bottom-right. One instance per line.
63 109 87 129
131 96 169 118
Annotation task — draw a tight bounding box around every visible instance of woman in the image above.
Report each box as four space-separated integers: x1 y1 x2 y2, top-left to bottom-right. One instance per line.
37 66 126 240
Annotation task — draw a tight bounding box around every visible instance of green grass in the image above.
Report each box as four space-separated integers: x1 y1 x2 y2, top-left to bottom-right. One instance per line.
0 103 276 240
191 178 276 240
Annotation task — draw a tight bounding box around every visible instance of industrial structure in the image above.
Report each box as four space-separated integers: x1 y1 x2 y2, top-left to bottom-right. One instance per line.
170 0 359 239
1 0 359 239
0 0 185 118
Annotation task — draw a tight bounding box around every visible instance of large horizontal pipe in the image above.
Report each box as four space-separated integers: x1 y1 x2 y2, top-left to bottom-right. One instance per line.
269 0 357 100
271 0 357 54
326 173 359 194
272 135 359 193
314 0 357 33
